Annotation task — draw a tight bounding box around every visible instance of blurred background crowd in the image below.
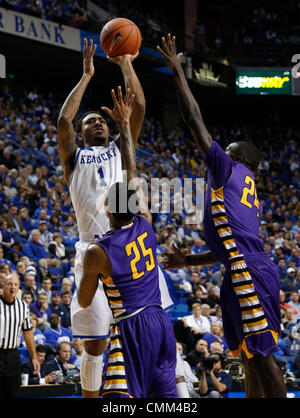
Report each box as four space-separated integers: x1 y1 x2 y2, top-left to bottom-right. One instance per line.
0 0 299 393
1 0 300 65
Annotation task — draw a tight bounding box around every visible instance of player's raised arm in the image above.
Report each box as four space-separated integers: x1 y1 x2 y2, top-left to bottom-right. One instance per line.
107 54 146 145
157 34 212 157
57 38 97 184
102 87 151 224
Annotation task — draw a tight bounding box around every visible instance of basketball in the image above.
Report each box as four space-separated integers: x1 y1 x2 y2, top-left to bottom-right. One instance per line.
100 18 142 58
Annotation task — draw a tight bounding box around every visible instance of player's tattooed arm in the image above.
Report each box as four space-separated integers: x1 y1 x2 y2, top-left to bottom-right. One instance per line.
78 244 112 308
102 86 136 177
57 38 97 183
162 244 218 269
107 53 146 145
102 87 152 225
157 34 212 157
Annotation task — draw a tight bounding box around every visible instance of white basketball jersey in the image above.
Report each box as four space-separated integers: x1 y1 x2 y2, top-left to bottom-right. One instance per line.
69 141 123 240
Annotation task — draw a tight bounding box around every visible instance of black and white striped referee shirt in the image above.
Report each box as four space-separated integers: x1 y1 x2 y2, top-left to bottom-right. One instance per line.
0 296 32 349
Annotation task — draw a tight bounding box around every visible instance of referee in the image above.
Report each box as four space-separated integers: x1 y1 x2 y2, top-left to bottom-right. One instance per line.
0 273 40 398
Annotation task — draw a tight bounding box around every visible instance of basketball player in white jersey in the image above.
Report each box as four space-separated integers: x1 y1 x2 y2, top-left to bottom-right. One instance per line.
57 38 180 398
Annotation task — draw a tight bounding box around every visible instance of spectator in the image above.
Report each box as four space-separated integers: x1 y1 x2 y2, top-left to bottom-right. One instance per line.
37 276 53 303
176 341 200 398
0 245 16 271
21 290 34 307
281 308 298 336
23 229 49 276
47 258 64 287
33 197 51 220
29 292 51 330
175 303 211 351
209 340 226 355
191 239 208 254
202 321 229 352
210 265 225 289
44 341 78 380
48 214 61 233
16 261 27 283
200 303 217 324
187 287 207 310
195 273 209 298
205 285 220 314
21 344 57 385
18 207 34 235
60 222 77 251
61 277 73 293
48 291 69 324
280 290 294 311
3 176 17 199
70 338 84 371
277 327 300 368
20 313 46 346
0 219 14 247
288 291 300 314
23 272 38 301
185 339 209 368
197 353 232 398
43 313 72 348
282 268 299 293
38 220 53 248
48 233 67 260
60 290 72 329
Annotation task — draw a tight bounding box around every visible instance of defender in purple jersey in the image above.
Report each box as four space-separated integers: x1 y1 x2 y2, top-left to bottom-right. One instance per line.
158 33 286 398
77 87 177 398
78 191 177 398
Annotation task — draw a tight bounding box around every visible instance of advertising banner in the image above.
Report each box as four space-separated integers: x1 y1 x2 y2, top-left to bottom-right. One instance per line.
0 6 81 51
236 67 292 95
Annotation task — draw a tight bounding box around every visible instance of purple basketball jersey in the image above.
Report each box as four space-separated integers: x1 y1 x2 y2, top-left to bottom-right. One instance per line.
203 141 280 358
96 215 162 320
203 141 264 265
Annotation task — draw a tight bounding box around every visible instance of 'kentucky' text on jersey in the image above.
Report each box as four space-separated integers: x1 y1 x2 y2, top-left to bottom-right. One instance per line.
69 141 123 239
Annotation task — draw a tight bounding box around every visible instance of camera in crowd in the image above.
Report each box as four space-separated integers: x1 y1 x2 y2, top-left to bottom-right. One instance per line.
199 355 223 373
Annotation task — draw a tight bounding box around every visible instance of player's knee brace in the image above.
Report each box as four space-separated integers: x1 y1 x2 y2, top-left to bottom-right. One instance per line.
80 351 103 392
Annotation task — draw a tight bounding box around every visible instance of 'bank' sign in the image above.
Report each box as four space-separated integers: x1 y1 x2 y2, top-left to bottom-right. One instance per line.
0 7 80 51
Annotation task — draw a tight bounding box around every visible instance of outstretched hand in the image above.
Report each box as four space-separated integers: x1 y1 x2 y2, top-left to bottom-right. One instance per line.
157 33 183 73
101 86 135 125
106 51 139 66
83 38 97 78
162 243 187 270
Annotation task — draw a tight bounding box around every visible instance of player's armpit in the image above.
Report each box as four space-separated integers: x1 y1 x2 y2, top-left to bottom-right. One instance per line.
78 244 112 308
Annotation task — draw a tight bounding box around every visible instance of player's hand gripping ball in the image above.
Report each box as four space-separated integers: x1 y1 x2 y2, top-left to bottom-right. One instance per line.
100 18 142 57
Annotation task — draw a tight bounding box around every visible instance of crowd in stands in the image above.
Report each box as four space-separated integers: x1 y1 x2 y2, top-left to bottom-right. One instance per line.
2 0 300 66
0 0 89 30
0 80 299 386
192 0 300 64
